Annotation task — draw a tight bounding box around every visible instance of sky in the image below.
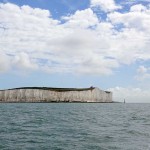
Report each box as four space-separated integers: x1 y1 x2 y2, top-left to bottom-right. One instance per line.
0 0 150 103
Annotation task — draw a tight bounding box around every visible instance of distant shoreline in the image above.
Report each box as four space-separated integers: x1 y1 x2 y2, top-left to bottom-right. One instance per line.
0 101 115 103
0 87 112 103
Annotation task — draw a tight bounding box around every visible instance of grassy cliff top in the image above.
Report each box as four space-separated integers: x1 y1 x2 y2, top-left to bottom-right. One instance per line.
1 87 96 92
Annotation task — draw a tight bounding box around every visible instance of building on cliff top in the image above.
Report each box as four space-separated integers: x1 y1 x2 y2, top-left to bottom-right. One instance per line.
0 87 112 103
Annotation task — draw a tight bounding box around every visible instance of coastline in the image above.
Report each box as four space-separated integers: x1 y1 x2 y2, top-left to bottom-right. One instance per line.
0 87 112 103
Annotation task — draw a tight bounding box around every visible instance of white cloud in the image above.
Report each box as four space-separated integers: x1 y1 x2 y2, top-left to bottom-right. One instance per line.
0 52 38 74
90 0 122 12
0 3 150 76
76 55 119 75
107 5 150 63
108 86 150 103
13 52 38 71
137 65 147 74
130 4 147 12
0 3 119 75
62 8 99 28
21 5 50 17
121 0 150 6
135 65 150 81
108 5 150 32
0 54 11 73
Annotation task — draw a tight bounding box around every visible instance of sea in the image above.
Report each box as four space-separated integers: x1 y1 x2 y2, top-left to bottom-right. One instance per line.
0 103 150 150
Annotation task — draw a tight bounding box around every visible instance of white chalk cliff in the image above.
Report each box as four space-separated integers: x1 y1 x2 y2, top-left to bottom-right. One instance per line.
0 87 112 102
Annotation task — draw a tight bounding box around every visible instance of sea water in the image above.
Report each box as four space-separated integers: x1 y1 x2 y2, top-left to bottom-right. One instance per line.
0 103 150 150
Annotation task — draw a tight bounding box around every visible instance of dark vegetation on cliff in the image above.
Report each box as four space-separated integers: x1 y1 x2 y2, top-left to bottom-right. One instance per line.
0 87 95 92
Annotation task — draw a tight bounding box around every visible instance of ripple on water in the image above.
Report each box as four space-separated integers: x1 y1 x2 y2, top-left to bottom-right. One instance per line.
0 103 150 150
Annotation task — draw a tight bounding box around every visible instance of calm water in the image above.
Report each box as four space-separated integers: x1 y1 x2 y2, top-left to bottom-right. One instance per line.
0 103 150 150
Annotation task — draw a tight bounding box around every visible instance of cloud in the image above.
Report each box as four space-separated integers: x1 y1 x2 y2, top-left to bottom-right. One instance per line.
13 52 38 71
90 0 122 12
0 54 11 73
62 8 99 28
130 4 147 12
107 4 150 62
137 65 147 74
0 52 38 74
108 4 150 32
135 65 150 81
121 0 150 6
0 3 119 75
0 2 150 76
108 86 150 103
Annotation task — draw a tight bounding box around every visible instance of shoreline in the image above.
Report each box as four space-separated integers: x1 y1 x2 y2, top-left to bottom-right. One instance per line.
0 87 112 103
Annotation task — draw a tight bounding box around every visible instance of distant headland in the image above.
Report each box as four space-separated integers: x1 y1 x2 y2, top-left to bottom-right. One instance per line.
0 87 112 103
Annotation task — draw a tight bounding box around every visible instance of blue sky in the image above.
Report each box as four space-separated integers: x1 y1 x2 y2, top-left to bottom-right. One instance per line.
0 0 150 102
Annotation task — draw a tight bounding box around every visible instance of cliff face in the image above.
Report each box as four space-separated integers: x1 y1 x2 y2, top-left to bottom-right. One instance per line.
0 87 112 102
